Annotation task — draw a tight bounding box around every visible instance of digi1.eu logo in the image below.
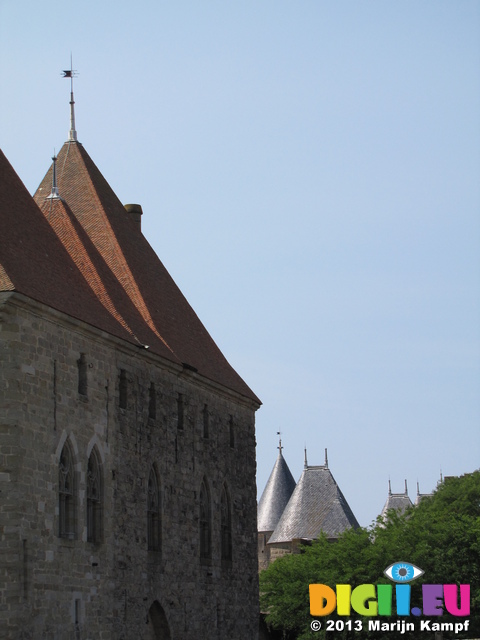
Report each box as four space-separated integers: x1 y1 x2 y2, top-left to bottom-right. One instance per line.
309 561 470 617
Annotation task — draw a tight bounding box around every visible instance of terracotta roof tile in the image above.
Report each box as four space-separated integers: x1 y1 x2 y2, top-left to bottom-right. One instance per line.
0 148 134 342
32 142 259 402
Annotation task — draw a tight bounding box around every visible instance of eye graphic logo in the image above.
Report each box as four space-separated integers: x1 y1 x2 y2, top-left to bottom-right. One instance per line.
384 561 424 583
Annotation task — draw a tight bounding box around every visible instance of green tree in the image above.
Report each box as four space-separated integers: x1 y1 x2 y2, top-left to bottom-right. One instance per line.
260 470 480 639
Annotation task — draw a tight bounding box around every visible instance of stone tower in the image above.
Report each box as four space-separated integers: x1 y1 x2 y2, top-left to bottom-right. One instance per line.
258 448 359 567
0 93 260 638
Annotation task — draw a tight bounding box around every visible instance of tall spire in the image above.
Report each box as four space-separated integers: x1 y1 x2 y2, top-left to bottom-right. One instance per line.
62 55 78 142
46 152 60 199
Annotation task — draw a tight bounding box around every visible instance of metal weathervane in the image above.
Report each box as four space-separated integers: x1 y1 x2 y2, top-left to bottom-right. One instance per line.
62 56 78 142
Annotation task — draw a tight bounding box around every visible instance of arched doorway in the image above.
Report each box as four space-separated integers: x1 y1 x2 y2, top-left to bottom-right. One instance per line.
146 600 171 640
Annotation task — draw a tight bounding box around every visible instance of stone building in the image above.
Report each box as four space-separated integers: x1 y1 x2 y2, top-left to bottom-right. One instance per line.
258 446 358 568
0 92 260 639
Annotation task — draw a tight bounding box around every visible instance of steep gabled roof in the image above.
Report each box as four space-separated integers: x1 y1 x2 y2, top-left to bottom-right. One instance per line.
257 448 296 533
268 464 359 543
380 481 413 519
415 482 433 506
29 141 260 403
0 148 134 341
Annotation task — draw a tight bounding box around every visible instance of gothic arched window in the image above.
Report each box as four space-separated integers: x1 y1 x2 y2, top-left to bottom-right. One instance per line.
147 466 161 551
229 415 235 448
77 353 87 396
148 382 156 420
87 448 102 543
59 441 75 538
221 485 232 562
202 404 209 439
199 479 211 561
119 369 127 409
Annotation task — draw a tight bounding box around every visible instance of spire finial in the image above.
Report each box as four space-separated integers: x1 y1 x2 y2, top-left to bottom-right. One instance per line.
388 478 392 495
417 481 420 496
404 479 408 496
276 431 283 454
62 55 78 142
304 446 308 469
324 448 328 468
46 152 60 200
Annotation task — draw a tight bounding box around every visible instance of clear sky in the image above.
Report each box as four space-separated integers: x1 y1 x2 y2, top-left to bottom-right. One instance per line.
1 1 479 526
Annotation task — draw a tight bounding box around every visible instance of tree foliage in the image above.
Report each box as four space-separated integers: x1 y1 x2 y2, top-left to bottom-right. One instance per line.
260 470 480 639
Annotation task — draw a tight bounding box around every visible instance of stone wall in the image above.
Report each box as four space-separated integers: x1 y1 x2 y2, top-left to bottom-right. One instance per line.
0 292 259 639
258 531 273 572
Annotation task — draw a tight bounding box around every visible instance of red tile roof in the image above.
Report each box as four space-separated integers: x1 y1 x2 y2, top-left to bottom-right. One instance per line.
32 141 259 403
0 148 134 342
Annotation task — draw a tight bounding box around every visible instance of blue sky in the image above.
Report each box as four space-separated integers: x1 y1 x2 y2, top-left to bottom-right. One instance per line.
1 1 479 526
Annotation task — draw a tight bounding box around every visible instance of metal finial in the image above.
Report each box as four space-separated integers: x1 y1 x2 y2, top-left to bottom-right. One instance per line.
417 481 420 496
276 431 283 454
404 479 408 496
324 448 328 468
304 446 308 469
388 478 392 495
62 54 78 142
47 152 60 200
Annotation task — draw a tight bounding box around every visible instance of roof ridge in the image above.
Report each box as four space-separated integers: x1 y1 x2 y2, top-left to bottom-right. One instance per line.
56 143 176 355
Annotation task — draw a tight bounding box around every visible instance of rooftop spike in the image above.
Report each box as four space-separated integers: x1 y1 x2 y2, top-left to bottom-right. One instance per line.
404 479 408 496
324 447 328 468
46 153 60 199
276 431 283 454
388 478 392 495
304 446 308 469
62 55 78 142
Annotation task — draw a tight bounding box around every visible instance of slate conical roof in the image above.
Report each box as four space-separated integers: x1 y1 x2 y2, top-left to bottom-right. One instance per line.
268 463 359 543
29 140 260 404
257 447 296 532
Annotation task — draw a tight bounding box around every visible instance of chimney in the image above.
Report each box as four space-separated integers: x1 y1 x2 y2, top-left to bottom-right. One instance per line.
124 203 143 230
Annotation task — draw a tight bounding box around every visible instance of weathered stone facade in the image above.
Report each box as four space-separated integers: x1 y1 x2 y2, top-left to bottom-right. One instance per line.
0 126 260 639
0 291 258 639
